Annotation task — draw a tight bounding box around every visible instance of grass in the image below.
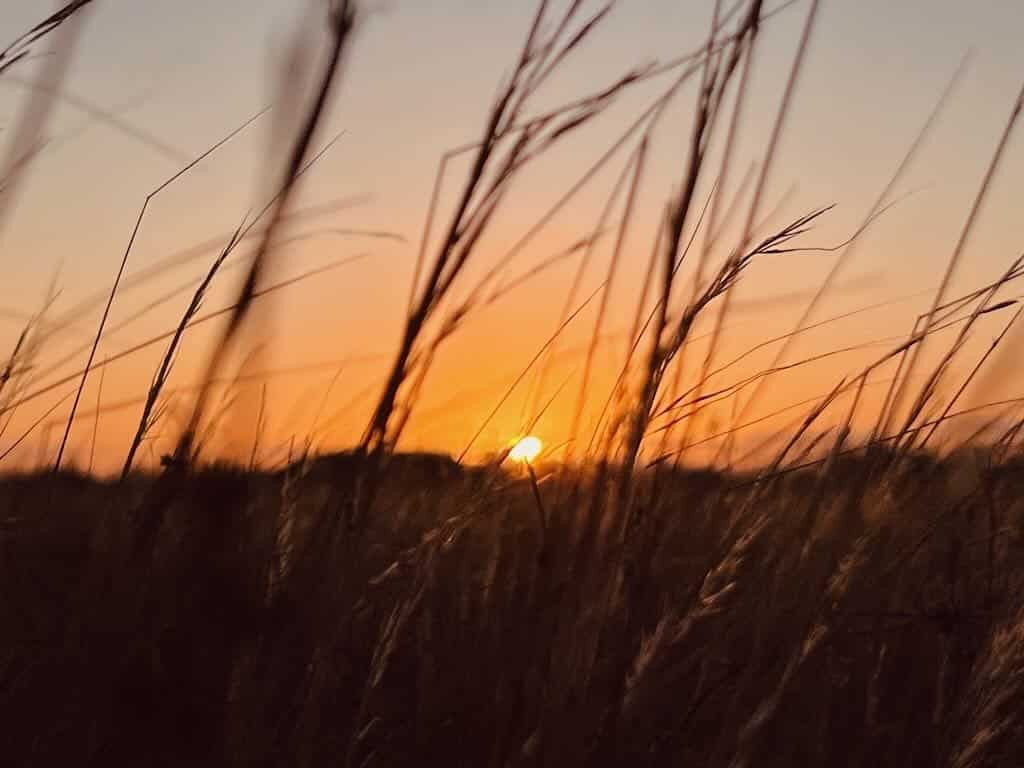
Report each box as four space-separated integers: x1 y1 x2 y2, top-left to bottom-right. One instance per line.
4 452 1024 766
3 1 1024 766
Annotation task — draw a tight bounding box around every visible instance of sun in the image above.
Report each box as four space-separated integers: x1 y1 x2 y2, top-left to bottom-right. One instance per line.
509 435 543 463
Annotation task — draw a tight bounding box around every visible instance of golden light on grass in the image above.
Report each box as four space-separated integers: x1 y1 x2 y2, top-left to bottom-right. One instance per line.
509 435 543 463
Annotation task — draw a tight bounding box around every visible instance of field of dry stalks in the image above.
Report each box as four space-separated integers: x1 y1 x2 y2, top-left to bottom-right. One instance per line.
3 1 1024 766
5 452 1024 766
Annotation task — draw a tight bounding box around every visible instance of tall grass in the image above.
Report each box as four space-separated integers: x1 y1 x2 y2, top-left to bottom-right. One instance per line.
3 1 1024 766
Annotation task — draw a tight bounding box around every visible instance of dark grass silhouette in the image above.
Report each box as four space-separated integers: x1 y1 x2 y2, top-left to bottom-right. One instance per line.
3 1 1024 766
4 452 1024 766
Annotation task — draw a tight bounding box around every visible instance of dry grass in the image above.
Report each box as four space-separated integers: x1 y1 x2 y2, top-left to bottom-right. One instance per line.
5 452 1024 766
3 1 1024 766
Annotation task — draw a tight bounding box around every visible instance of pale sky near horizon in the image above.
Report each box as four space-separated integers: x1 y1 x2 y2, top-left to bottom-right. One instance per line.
0 0 1022 472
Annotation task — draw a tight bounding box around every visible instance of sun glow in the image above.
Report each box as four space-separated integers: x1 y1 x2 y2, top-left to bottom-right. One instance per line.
509 435 543 463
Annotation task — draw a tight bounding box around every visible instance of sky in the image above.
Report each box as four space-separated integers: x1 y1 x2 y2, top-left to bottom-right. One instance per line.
0 0 1022 473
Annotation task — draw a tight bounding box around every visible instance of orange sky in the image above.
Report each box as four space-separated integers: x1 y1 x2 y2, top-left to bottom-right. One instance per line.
1 0 1023 474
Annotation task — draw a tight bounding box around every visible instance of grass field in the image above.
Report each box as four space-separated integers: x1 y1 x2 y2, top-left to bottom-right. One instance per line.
4 451 1024 766
3 1 1024 766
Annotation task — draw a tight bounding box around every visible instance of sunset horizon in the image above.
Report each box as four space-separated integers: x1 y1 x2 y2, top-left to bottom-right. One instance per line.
4 4 1024 765
1 0 1022 475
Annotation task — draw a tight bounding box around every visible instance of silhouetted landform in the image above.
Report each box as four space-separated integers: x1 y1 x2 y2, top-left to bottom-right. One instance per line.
285 449 468 488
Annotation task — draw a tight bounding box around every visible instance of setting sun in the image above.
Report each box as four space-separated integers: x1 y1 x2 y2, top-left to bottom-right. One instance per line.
509 435 543 463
